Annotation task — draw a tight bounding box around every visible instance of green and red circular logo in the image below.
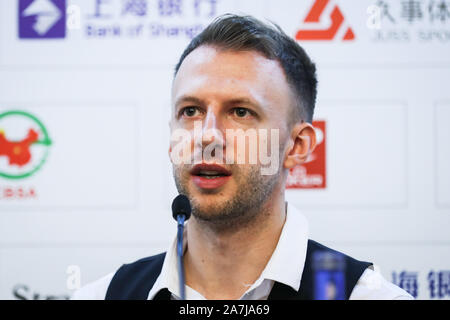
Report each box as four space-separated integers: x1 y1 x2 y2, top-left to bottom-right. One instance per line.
0 110 52 179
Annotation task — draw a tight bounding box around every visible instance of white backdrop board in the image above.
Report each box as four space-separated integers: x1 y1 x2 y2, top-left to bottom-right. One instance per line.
0 0 449 300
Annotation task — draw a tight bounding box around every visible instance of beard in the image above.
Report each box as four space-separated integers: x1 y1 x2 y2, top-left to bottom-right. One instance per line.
172 162 281 233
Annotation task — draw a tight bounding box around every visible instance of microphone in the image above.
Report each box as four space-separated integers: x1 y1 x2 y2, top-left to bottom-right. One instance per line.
171 194 191 300
172 194 191 221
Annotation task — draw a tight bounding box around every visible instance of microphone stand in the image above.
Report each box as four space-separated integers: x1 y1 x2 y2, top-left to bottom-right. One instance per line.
172 194 191 300
176 214 187 300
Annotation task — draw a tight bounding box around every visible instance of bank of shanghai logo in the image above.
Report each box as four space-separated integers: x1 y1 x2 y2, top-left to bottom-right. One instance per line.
296 0 355 41
287 120 326 189
0 111 52 179
18 0 66 39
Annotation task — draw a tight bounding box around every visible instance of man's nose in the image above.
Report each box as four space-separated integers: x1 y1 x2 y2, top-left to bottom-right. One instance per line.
201 110 224 147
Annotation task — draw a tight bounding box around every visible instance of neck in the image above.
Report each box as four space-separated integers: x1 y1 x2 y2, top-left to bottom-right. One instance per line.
183 194 287 300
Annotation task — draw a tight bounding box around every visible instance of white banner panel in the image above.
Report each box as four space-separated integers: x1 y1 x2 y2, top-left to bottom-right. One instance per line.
0 104 138 208
334 243 450 300
0 0 237 66
0 245 165 299
286 102 407 208
267 0 450 66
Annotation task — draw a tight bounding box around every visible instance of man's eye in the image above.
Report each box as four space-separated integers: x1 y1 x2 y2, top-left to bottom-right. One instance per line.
181 107 199 117
233 108 252 118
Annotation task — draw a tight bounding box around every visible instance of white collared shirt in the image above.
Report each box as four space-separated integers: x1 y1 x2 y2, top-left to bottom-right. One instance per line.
72 204 413 300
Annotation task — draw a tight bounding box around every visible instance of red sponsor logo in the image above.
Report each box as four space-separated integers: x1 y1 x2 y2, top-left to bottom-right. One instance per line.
0 186 37 199
287 120 326 189
296 0 355 41
0 128 39 167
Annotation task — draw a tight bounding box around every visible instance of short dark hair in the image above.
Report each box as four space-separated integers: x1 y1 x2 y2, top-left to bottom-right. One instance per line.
174 14 318 124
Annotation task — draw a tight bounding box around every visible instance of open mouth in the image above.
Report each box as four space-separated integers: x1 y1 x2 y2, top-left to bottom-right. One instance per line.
190 163 232 178
190 163 232 189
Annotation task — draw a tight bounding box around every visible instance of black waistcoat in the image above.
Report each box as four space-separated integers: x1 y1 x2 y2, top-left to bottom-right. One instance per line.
105 239 372 300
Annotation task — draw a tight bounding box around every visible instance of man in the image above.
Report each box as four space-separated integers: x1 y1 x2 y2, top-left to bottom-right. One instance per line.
72 14 412 300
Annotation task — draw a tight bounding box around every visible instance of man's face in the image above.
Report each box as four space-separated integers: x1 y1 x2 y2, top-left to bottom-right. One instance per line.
170 46 295 228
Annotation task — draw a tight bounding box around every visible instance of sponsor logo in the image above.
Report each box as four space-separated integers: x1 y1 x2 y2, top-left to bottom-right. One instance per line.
17 0 221 41
0 110 52 180
392 269 450 299
296 0 355 41
368 0 450 43
18 0 66 39
287 120 326 189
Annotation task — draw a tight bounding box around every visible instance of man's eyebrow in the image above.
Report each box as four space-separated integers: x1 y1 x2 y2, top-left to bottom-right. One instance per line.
226 98 261 109
174 95 264 111
174 95 204 108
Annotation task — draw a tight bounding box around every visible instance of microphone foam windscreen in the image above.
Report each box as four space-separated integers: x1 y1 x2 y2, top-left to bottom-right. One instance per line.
172 194 191 221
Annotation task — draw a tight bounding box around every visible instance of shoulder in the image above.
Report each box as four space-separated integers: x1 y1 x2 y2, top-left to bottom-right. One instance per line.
307 240 413 300
350 266 414 300
70 253 167 300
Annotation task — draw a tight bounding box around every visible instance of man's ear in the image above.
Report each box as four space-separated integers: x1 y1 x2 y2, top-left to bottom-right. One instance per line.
283 122 317 169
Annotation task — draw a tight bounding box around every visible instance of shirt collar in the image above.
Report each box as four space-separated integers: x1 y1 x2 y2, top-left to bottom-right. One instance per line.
147 203 309 299
148 228 186 300
258 203 309 292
